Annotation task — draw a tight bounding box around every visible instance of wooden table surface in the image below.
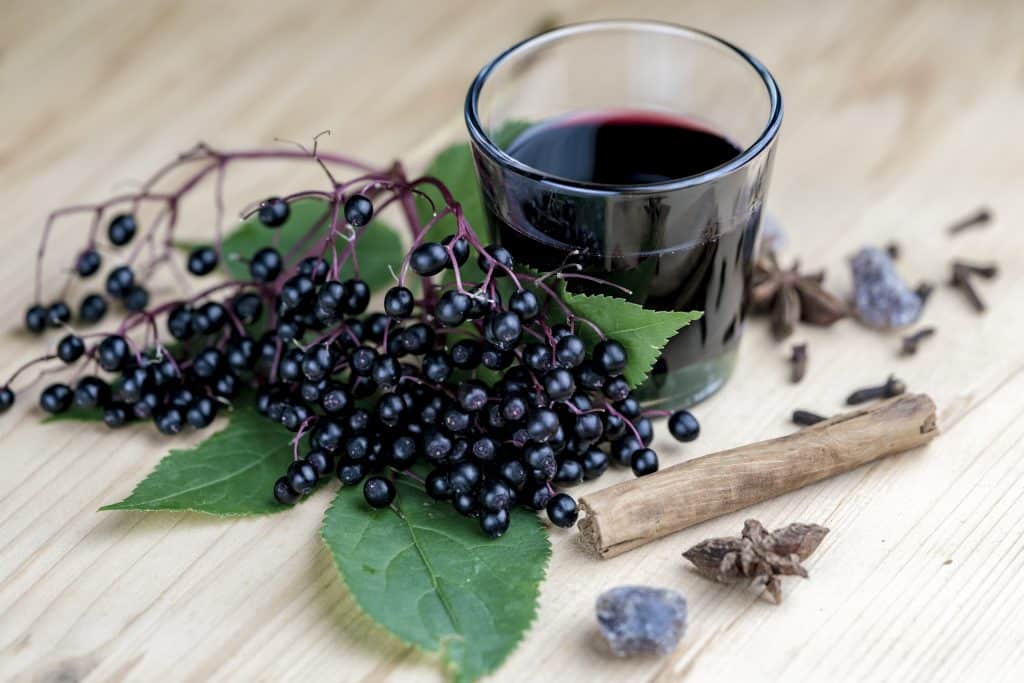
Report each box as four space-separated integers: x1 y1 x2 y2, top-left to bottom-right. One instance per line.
3 1 1023 681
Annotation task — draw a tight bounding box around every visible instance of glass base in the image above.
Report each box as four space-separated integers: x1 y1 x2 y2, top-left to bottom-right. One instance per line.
634 347 738 410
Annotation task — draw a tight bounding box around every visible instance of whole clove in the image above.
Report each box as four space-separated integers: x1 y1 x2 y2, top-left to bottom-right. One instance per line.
792 409 827 426
947 207 992 235
789 343 808 383
682 519 829 604
900 327 936 355
949 261 997 313
845 375 906 405
885 242 900 260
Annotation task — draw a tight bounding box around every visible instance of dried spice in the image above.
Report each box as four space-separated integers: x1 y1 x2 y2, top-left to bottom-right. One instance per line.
789 343 808 383
682 519 829 603
947 206 992 235
792 409 827 426
885 242 900 259
949 260 997 312
850 247 923 329
750 254 847 340
900 327 935 355
595 586 688 657
845 375 906 405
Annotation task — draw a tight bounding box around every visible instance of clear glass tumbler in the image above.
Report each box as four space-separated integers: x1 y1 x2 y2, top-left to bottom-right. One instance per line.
465 20 782 408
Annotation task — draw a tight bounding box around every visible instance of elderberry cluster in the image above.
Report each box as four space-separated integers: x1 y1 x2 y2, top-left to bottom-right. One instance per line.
5 147 701 540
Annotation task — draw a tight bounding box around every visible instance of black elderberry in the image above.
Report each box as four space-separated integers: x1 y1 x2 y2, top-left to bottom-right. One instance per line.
213 372 239 398
550 323 572 341
167 305 194 340
306 450 334 477
133 393 159 420
387 435 417 469
604 376 631 401
478 480 512 511
274 320 304 344
287 459 318 495
363 477 395 508
39 383 72 414
105 266 134 298
604 412 626 440
107 213 137 245
280 275 315 310
527 408 559 442
499 459 527 488
119 367 150 403
98 335 130 372
384 286 415 318
258 197 290 227
478 244 514 273
480 509 510 538
25 305 47 334
103 403 129 428
635 416 654 446
582 447 610 480
313 420 344 453
75 249 102 277
525 443 557 479
546 492 579 528
422 350 452 383
298 256 330 283
345 434 370 461
443 408 471 433
409 242 450 277
377 392 405 426
631 448 659 477
78 293 108 325
574 361 605 391
337 461 365 486
470 436 498 462
509 289 540 321
594 339 628 375
452 491 479 517
274 477 300 505
400 323 434 355
371 355 400 388
348 346 377 375
611 435 643 467
555 459 584 484
543 368 575 401
524 485 552 511
123 286 149 312
450 340 482 369
46 301 72 328
249 247 283 282
341 279 370 315
56 334 85 363
457 381 488 412
485 311 522 350
423 429 453 461
226 337 256 371
425 469 452 500
321 385 350 415
481 346 513 370
155 407 185 435
523 343 552 372
0 386 14 414
668 409 700 442
187 246 219 276
193 347 222 378
302 345 334 381
193 302 227 335
344 194 374 227
436 290 472 326
74 376 111 409
186 397 218 428
574 412 604 442
615 396 641 419
442 234 470 265
555 335 586 369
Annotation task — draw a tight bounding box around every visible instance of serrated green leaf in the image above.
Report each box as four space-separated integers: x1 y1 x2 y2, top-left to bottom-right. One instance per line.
100 403 299 515
321 477 550 683
563 292 702 388
220 198 403 290
42 405 104 423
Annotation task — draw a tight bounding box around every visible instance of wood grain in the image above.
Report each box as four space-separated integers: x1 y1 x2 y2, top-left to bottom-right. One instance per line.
579 394 938 558
2 0 1024 681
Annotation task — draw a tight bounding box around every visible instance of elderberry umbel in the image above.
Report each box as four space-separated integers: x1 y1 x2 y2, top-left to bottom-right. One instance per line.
9 141 703 539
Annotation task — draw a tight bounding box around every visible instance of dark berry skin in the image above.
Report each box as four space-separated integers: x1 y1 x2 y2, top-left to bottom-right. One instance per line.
75 249 102 277
363 477 396 508
611 436 643 467
186 397 218 428
543 368 576 401
527 408 559 442
499 459 527 488
582 447 610 480
79 294 108 325
450 340 482 369
103 403 129 428
524 485 552 511
546 492 579 528
274 477 300 505
594 340 628 375
107 213 137 246
384 286 415 318
604 376 631 401
258 197 290 227
105 266 134 298
187 246 219 276
349 346 377 375
485 311 522 350
631 448 659 476
39 383 73 414
554 459 584 484
123 286 149 312
287 460 319 494
57 334 85 363
306 450 335 477
337 461 365 486
341 279 371 315
193 302 227 335
669 410 701 442
480 509 510 538
509 290 540 321
167 305 195 340
478 244 514 274
635 416 654 446
435 290 471 326
0 386 15 414
25 305 48 334
555 335 586 369
344 194 374 227
409 242 449 276
98 335 130 372
425 470 452 500
442 235 470 265
249 247 283 282
46 301 72 328
422 350 452 383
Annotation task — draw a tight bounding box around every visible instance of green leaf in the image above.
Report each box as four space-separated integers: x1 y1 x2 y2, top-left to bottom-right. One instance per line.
43 405 104 423
321 477 550 683
220 198 403 290
100 403 299 515
563 292 703 388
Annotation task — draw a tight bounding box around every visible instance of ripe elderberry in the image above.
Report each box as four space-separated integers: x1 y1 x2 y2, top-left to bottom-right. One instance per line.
258 197 290 227
187 246 219 276
363 477 395 508
344 194 374 227
107 214 137 246
668 410 701 442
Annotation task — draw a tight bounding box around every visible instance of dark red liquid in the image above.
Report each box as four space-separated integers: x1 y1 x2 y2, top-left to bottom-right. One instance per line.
483 110 760 385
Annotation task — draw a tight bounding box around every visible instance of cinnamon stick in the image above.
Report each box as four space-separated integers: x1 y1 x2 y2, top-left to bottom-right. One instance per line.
578 393 938 559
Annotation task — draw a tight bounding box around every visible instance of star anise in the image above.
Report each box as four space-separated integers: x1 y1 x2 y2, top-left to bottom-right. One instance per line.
682 519 830 604
750 254 848 340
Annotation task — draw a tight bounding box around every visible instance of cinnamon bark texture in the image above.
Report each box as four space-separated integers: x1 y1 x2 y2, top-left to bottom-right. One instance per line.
682 520 829 603
578 393 938 559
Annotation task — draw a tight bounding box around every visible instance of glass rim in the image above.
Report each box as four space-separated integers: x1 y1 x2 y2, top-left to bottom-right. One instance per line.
464 20 783 194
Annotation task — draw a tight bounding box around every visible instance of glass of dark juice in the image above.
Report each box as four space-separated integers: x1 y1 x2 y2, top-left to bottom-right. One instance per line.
465 20 782 407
